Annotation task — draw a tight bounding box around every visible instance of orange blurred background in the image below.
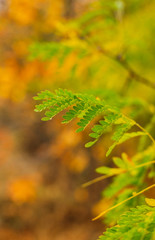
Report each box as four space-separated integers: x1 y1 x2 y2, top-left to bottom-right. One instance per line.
1 0 155 239
0 1 105 239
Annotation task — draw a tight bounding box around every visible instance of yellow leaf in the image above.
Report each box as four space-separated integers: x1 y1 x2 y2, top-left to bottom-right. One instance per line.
145 198 155 207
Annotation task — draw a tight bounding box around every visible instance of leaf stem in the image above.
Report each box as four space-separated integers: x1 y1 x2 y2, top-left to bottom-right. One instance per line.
82 160 155 188
82 171 124 188
92 184 155 221
124 115 155 146
135 121 155 146
133 160 155 170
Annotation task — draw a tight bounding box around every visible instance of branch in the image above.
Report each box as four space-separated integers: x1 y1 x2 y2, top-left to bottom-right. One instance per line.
64 0 76 18
97 46 155 90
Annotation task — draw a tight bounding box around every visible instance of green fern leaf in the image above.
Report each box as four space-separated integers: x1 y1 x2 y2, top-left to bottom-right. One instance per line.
99 205 155 240
34 89 148 156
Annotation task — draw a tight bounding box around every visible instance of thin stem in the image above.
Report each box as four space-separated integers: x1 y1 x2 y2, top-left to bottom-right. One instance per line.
133 160 155 170
124 115 155 147
92 184 155 221
82 171 124 188
135 122 155 146
82 160 155 188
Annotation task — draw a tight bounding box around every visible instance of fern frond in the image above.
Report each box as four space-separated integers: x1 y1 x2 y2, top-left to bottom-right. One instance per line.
34 89 151 156
98 205 155 240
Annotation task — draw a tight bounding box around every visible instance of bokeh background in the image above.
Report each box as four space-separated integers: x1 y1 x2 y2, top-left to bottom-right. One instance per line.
0 0 155 239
